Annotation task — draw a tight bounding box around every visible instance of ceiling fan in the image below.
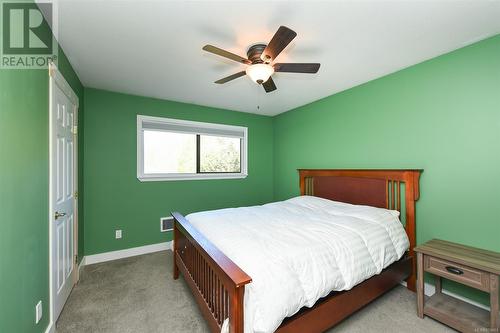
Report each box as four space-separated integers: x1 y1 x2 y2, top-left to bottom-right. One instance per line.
202 26 320 93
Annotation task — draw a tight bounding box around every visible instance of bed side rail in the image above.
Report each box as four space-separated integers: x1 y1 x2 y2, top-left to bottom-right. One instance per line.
171 212 251 333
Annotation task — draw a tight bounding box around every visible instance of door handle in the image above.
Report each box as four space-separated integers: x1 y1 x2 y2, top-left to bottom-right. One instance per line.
54 211 67 220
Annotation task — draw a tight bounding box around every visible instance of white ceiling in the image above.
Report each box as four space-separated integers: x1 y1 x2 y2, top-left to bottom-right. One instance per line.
46 0 500 116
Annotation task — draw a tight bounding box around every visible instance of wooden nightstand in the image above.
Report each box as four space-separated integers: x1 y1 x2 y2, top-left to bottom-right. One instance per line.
414 239 500 333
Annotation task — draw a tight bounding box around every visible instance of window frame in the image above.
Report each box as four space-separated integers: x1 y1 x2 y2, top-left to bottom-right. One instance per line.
137 115 248 181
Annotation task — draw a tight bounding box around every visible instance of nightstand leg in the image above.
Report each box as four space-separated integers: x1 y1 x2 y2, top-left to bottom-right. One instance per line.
434 275 442 294
417 252 424 318
491 274 499 330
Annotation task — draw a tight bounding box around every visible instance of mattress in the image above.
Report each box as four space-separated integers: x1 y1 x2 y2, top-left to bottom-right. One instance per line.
186 195 409 333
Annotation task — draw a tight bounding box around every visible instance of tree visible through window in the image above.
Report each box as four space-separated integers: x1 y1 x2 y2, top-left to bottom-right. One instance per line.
200 136 240 173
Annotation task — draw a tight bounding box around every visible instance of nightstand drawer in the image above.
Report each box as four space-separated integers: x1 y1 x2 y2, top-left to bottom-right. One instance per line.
424 256 490 291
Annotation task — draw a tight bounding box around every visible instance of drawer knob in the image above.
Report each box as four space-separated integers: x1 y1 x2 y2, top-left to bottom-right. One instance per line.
445 266 464 275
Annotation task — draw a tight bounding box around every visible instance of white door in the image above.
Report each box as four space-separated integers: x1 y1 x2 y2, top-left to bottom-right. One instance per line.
50 65 78 322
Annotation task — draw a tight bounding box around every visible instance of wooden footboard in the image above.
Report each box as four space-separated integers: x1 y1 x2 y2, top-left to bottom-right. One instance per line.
171 212 252 333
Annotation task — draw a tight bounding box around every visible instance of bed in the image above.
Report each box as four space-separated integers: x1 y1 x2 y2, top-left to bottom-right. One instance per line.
172 169 422 333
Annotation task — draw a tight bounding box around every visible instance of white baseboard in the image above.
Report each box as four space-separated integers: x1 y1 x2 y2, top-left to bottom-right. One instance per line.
44 321 54 333
83 241 173 266
400 281 490 311
78 255 86 272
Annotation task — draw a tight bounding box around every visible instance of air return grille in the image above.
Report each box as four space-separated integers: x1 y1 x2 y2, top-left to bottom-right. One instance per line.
160 216 174 232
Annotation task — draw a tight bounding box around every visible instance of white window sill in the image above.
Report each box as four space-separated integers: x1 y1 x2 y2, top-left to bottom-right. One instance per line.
137 173 248 182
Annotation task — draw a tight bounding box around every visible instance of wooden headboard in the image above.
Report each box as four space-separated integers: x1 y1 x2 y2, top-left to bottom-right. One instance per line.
298 169 422 290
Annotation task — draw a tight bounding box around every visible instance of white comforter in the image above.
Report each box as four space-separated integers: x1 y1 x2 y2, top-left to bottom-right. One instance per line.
186 196 409 333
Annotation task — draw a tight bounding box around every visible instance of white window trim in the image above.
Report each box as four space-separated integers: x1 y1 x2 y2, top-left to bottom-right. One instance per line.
137 115 248 181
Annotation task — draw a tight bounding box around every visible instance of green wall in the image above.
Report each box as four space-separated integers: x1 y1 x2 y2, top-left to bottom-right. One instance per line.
0 69 51 333
273 35 500 304
0 40 84 333
83 88 274 255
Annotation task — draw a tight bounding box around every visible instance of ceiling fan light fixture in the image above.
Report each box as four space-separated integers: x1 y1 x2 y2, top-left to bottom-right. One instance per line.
203 26 319 93
246 64 274 84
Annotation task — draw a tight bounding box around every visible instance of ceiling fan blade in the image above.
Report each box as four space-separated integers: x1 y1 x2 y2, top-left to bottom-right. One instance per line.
203 45 251 64
214 71 246 84
274 63 321 73
262 77 277 93
261 26 297 62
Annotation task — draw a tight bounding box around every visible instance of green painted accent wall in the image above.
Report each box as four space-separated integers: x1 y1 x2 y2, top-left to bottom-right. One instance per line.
1 69 50 333
273 35 500 304
0 40 84 333
83 88 274 255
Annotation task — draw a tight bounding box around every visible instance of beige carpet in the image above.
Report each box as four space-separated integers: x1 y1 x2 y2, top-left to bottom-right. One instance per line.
56 251 453 333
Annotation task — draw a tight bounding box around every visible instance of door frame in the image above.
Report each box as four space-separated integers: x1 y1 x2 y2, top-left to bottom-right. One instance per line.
48 62 79 329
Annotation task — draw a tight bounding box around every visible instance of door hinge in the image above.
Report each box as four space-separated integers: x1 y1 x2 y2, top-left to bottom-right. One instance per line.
74 255 78 265
72 125 78 135
74 191 78 198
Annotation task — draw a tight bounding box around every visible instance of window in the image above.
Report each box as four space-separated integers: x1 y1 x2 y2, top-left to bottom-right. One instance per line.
137 115 247 181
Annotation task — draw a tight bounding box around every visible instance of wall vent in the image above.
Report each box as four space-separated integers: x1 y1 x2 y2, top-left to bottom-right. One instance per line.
160 216 174 232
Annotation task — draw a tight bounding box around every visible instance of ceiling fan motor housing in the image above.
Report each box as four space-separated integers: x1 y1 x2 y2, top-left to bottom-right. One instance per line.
247 44 267 64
